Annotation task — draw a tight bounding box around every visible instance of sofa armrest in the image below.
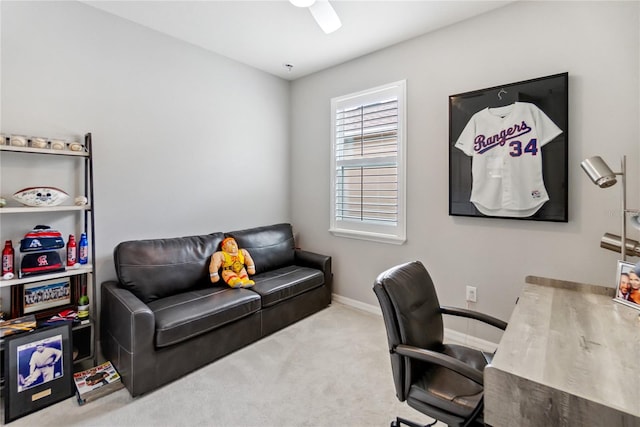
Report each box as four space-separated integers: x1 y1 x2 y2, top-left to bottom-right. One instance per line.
101 280 155 353
295 249 332 296
295 249 330 271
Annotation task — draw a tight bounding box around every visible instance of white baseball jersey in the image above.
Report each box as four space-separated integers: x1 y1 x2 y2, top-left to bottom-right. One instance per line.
454 102 562 217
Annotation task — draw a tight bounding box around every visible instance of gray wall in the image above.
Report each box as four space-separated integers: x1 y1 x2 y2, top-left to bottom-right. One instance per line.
290 1 640 341
1 1 291 296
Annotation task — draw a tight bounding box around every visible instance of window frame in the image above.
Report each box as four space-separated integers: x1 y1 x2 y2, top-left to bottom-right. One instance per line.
329 80 407 245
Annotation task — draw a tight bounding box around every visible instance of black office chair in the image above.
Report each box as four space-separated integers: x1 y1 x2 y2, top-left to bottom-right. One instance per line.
373 261 507 427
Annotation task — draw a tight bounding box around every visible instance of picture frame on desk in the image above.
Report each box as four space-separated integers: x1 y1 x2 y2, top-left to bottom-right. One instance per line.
614 260 640 311
3 322 74 423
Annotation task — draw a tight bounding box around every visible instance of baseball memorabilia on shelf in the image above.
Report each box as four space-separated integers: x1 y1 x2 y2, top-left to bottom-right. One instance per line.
30 137 48 149
10 135 27 147
73 361 123 405
18 225 66 282
17 278 70 318
614 260 640 311
11 276 79 320
50 140 66 150
19 252 65 277
44 309 78 324
3 322 74 423
20 225 65 252
449 73 568 222
12 186 69 207
2 239 15 279
0 315 36 338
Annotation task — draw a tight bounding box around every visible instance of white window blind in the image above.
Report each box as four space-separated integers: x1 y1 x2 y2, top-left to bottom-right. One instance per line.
330 80 406 244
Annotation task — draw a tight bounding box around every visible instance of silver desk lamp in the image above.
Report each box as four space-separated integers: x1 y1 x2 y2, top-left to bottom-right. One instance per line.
581 155 640 260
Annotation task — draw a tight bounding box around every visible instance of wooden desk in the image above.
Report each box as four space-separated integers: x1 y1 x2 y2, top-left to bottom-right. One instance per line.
485 276 640 426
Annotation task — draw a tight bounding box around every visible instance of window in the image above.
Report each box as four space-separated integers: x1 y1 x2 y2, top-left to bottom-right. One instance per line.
330 80 406 244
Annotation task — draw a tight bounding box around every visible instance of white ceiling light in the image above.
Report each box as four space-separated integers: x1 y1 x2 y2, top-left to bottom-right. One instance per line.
290 0 342 34
309 0 342 34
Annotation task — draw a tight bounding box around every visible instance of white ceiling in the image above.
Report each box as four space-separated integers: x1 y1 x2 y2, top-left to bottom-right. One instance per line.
82 0 514 80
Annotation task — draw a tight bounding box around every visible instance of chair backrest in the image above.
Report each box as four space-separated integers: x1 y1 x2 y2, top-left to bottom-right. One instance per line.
373 260 445 400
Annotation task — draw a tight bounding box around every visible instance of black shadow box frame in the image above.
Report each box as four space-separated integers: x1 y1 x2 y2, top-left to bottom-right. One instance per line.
4 322 74 423
449 72 569 222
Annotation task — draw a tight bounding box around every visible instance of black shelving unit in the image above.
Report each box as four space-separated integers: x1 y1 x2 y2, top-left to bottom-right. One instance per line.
0 133 97 369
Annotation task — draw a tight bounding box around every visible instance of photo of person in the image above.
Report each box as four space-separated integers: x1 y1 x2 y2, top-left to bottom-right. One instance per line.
16 334 64 392
629 270 640 304
615 261 640 310
618 271 631 300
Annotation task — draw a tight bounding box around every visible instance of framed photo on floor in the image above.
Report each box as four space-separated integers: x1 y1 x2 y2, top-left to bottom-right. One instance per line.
3 322 74 423
614 260 640 311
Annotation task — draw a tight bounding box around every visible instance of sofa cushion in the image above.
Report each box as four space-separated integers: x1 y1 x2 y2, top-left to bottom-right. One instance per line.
114 233 224 304
250 265 324 307
148 286 261 348
226 223 295 275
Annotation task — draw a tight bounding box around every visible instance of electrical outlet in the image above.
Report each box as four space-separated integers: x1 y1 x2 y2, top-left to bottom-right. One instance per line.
466 286 477 303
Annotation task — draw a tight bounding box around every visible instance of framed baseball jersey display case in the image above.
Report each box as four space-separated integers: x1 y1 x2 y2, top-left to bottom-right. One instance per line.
449 73 568 222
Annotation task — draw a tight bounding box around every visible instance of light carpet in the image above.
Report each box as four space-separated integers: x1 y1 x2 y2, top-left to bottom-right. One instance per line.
2 303 444 427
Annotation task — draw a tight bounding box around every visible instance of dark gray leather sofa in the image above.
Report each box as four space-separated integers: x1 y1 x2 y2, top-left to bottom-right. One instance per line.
100 223 332 396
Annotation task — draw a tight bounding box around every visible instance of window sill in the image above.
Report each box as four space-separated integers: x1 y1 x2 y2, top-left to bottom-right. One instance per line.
329 228 406 245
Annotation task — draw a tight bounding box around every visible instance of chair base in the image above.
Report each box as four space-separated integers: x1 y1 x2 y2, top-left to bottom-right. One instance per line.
391 416 437 427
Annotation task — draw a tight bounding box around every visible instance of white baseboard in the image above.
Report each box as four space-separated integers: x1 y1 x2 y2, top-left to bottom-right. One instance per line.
444 328 497 353
332 293 498 353
333 293 383 316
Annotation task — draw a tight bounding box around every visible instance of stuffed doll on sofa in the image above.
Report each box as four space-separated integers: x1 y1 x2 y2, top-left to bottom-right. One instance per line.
209 237 255 288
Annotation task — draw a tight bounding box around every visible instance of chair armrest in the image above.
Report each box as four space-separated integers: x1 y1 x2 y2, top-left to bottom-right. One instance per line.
395 344 484 385
441 306 507 330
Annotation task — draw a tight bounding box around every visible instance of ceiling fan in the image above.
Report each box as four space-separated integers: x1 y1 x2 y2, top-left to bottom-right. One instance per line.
289 0 342 34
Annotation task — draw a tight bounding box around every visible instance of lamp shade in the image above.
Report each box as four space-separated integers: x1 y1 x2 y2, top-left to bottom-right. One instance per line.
581 156 617 188
630 214 640 230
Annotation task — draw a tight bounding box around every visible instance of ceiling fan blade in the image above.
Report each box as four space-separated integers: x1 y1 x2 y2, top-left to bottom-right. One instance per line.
309 0 342 34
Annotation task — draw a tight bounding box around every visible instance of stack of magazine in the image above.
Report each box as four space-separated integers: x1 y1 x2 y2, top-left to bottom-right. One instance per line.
73 361 124 405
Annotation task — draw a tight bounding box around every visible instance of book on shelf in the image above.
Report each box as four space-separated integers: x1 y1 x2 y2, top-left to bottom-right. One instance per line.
0 314 36 337
73 360 124 405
